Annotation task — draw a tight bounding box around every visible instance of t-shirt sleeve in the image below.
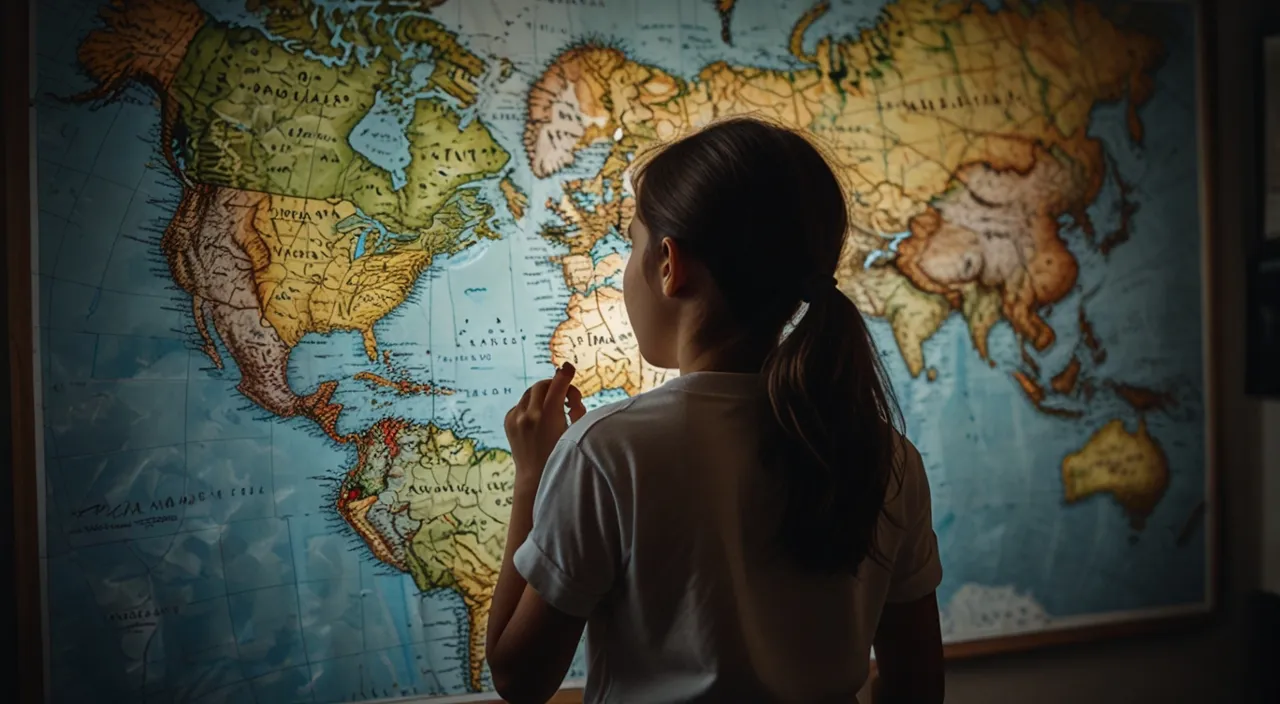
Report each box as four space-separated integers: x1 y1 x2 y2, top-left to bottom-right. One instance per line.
885 444 943 604
513 439 623 619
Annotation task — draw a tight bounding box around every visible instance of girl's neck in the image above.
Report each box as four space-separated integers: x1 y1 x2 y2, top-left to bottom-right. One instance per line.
677 335 772 375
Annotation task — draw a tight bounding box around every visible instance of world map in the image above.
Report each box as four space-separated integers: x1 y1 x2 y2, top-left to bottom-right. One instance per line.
34 0 1208 701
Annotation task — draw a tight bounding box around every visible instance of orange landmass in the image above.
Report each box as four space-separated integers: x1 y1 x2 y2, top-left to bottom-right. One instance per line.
500 177 528 220
1110 382 1177 414
1099 163 1139 255
1021 343 1042 377
75 0 205 95
1079 305 1107 364
896 149 1087 352
355 371 453 397
1051 357 1083 395
72 0 206 175
715 0 737 45
1013 369 1083 419
339 494 404 569
1013 371 1046 406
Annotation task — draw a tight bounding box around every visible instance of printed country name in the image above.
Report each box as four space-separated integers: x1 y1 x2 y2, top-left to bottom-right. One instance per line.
239 81 354 107
878 90 1026 113
70 487 268 522
460 336 523 348
570 331 633 346
428 146 504 163
66 520 160 536
461 386 515 398
437 353 494 363
267 207 338 223
108 605 181 623
409 483 482 496
284 126 338 144
538 0 604 6
269 248 323 261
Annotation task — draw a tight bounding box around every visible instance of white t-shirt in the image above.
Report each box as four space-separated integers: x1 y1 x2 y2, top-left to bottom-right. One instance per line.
513 371 941 703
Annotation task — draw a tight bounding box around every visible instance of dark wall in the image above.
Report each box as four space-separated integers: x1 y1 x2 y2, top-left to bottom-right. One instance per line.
2 6 23 701
1 202 16 698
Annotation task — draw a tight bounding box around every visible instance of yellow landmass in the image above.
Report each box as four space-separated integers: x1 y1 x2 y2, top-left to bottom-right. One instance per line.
401 426 512 691
875 274 952 378
550 285 672 397
545 169 635 256
840 259 950 377
1062 419 1170 529
560 252 625 294
526 0 1164 376
960 283 1004 362
246 190 497 360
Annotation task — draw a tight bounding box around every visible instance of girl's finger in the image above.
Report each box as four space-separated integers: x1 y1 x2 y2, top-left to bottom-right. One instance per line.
566 384 586 423
527 379 552 411
543 363 577 415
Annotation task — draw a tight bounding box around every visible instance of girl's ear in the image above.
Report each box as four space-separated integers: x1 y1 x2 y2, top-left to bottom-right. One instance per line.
658 236 689 299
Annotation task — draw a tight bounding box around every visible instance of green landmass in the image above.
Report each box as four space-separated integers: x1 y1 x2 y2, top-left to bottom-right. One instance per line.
171 19 509 233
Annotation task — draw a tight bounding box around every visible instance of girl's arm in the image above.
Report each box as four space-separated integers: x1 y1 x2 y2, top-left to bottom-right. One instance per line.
874 443 944 703
872 591 945 704
486 366 595 704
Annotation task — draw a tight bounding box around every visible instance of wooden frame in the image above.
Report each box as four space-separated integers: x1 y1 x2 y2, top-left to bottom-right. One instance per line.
1246 9 1280 398
5 0 43 702
8 1 1222 703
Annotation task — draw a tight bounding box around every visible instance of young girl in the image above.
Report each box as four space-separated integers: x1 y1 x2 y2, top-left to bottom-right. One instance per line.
485 117 944 703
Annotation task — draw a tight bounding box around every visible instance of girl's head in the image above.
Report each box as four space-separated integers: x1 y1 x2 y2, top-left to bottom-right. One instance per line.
625 115 903 574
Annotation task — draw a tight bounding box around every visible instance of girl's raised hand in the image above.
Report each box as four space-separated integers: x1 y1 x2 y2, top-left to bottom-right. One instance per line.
504 363 586 485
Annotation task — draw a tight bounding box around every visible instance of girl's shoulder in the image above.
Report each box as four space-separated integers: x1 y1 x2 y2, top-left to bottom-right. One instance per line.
558 384 691 468
883 432 933 522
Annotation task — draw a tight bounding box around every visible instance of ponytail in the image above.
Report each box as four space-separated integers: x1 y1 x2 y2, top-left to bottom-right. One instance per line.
762 280 903 575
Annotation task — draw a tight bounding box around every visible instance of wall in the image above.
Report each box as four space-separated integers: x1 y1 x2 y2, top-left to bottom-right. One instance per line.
935 0 1271 701
1264 402 1280 594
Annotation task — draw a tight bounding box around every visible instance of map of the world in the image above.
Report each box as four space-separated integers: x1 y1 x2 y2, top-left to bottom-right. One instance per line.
33 0 1209 701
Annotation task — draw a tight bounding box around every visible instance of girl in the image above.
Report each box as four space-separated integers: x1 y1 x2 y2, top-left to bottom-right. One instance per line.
486 116 944 703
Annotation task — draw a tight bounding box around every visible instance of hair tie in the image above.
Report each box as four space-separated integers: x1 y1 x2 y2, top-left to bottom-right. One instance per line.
800 276 838 303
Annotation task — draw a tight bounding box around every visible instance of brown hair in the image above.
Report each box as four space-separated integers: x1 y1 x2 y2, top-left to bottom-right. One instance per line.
633 115 903 575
